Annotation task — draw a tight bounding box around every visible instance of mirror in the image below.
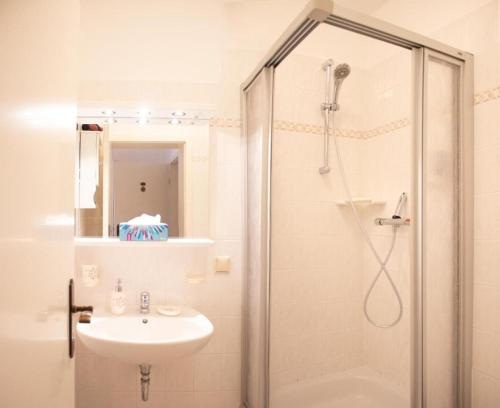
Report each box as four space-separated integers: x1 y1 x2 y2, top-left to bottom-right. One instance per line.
75 121 210 238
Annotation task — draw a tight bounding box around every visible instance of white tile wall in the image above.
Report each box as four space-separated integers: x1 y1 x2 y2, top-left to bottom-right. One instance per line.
74 0 500 406
270 57 363 389
472 98 500 407
270 49 413 398
268 4 500 403
75 124 244 408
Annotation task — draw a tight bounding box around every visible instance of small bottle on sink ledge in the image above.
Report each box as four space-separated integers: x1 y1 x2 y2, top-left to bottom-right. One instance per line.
110 278 126 315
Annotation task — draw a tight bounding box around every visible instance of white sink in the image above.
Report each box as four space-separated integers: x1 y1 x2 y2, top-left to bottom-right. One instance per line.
76 308 213 365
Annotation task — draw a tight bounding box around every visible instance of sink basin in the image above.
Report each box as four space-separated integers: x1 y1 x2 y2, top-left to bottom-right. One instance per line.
76 308 213 365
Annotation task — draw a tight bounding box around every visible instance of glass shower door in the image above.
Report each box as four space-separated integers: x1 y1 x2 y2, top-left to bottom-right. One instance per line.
269 26 414 408
243 67 274 408
421 49 467 408
242 5 474 408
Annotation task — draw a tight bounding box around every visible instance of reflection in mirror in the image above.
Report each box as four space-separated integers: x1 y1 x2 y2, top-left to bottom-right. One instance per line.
75 121 210 239
76 129 103 236
110 143 182 237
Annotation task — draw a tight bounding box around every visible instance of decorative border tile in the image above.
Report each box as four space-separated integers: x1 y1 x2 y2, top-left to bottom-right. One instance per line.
211 81 500 135
474 86 500 105
273 120 324 136
362 118 411 139
211 116 411 139
209 83 500 132
336 128 365 139
209 117 241 128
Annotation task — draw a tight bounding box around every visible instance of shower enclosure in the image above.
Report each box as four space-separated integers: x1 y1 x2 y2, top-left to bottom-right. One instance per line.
241 1 473 408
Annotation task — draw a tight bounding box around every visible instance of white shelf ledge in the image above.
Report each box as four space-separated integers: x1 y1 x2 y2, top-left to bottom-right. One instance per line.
336 197 386 206
75 237 215 247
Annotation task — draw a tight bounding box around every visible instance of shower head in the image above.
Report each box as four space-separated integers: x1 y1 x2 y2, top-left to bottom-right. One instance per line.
332 63 351 108
334 63 351 80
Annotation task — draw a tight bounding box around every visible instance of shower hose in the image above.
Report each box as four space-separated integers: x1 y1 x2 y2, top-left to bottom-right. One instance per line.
328 111 403 329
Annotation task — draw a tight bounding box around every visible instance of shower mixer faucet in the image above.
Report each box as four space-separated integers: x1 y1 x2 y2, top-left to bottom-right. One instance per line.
374 192 410 226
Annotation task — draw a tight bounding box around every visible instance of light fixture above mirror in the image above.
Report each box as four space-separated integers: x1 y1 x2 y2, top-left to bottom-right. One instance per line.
78 106 213 126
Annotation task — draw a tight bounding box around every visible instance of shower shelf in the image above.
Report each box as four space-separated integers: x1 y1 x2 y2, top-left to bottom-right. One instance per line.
335 197 386 206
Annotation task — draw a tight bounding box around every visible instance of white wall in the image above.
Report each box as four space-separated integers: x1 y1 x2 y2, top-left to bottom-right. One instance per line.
75 240 241 408
270 44 413 399
75 121 243 408
112 161 170 227
75 125 243 408
356 49 412 394
270 53 364 390
79 0 286 116
76 2 251 402
75 0 500 407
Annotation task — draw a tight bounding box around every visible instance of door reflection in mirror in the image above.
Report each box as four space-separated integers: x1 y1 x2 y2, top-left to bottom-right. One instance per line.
110 144 182 237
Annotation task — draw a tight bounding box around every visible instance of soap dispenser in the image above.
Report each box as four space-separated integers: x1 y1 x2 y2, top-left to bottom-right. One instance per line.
110 278 126 315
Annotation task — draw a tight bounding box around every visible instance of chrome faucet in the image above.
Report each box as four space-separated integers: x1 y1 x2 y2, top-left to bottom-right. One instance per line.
140 291 150 314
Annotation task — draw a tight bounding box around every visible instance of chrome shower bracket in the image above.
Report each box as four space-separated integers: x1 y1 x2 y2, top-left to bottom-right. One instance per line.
321 102 339 112
321 58 334 71
319 59 335 175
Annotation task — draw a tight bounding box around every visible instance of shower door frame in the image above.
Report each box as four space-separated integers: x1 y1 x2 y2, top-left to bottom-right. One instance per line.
241 1 474 407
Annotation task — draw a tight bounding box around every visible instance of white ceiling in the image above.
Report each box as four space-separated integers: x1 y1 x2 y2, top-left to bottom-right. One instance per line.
369 0 493 35
78 0 492 90
334 0 390 14
218 0 492 32
221 0 489 70
224 0 492 41
292 22 408 70
263 0 492 70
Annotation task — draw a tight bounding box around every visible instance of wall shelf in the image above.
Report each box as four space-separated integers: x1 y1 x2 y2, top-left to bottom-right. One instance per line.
335 197 386 206
75 237 214 247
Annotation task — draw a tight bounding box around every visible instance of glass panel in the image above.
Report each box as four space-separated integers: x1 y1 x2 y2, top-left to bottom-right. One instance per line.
423 53 460 408
270 24 413 408
244 68 274 408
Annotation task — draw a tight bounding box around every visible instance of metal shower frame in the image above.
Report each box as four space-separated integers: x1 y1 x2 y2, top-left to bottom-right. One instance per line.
240 0 474 407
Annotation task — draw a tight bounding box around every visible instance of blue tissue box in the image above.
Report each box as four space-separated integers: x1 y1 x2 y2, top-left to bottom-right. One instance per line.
118 223 169 241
